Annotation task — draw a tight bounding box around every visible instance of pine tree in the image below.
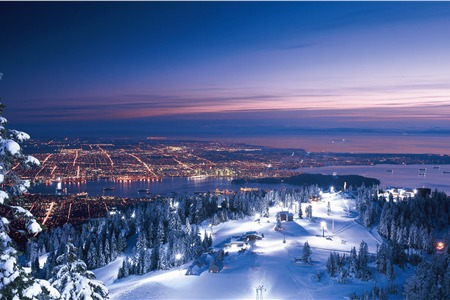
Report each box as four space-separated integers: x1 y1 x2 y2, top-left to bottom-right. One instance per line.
376 243 388 273
87 242 98 269
302 241 312 264
184 217 191 235
117 258 130 279
150 242 160 271
357 241 370 280
298 201 303 219
386 259 394 281
349 246 358 275
306 205 313 221
0 101 60 299
50 242 109 300
326 252 336 277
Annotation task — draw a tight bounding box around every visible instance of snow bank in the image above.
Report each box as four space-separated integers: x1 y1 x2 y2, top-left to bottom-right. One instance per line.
4 140 21 156
26 155 40 166
12 206 33 217
9 130 30 142
0 190 8 204
23 280 60 299
27 219 42 234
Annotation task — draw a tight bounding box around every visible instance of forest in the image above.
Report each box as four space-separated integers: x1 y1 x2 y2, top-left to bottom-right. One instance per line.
232 173 380 190
22 183 450 300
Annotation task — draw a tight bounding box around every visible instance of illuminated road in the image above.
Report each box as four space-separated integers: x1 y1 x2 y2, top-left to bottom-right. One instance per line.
73 150 78 166
42 201 55 225
50 165 57 176
191 153 216 166
34 154 53 180
171 156 193 170
67 202 72 223
126 152 157 177
98 145 114 167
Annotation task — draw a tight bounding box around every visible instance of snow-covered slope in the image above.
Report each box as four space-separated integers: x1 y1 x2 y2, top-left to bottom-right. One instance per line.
95 192 406 299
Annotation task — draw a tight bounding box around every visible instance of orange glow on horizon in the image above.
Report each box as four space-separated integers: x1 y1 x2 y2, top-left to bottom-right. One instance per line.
35 93 449 122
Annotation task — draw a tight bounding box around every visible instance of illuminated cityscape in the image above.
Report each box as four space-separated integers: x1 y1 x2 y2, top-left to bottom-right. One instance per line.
19 138 450 184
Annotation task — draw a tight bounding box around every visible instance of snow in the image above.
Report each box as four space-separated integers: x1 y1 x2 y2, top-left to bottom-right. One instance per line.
26 155 40 166
23 280 60 299
9 130 30 142
2 256 16 276
39 253 48 269
0 190 8 204
99 192 404 299
39 280 61 299
0 117 7 124
93 256 124 286
27 219 42 234
24 180 31 188
4 140 21 156
12 206 33 217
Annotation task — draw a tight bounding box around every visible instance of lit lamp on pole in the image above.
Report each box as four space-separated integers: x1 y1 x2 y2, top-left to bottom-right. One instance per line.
175 253 182 263
175 253 183 275
320 221 327 237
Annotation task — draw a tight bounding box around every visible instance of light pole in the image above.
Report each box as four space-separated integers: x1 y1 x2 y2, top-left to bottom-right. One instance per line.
320 221 327 237
175 253 182 275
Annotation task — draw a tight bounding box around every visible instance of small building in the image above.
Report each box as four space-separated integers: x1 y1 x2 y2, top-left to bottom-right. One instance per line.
225 238 245 249
186 260 205 276
187 252 225 275
310 195 321 202
277 211 294 222
244 231 263 241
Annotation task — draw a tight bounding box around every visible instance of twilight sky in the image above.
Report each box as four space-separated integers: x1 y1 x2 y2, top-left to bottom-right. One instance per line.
1 2 450 152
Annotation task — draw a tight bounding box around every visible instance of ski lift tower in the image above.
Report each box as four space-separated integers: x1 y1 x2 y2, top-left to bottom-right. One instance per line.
256 285 266 300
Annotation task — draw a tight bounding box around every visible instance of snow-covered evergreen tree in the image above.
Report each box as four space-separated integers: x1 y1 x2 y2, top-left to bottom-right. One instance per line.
376 243 388 273
357 240 370 280
50 242 108 300
349 246 358 274
305 205 313 221
298 201 303 219
404 254 450 300
0 101 60 299
302 241 312 264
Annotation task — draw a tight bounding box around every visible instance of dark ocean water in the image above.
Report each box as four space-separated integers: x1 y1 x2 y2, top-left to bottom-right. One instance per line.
30 177 294 198
30 164 450 197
